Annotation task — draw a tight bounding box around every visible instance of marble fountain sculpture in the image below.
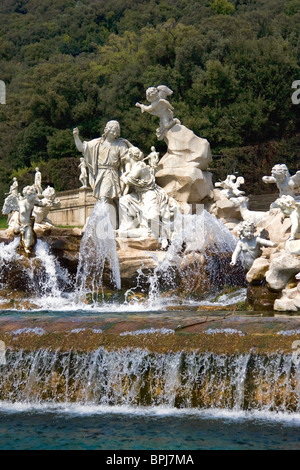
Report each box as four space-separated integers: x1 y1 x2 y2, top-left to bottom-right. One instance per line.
71 86 241 305
2 167 61 255
0 85 299 313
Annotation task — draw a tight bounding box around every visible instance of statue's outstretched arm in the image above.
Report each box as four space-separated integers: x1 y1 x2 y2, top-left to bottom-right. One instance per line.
230 242 242 266
262 175 276 184
73 127 84 153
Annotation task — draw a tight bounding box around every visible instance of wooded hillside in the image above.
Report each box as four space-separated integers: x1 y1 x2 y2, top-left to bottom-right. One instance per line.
0 0 299 204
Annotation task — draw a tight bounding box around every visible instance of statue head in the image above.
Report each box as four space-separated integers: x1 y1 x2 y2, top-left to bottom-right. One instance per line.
146 87 159 102
23 185 37 201
271 164 289 181
35 167 39 172
42 186 56 201
103 120 120 140
240 221 256 239
128 146 144 161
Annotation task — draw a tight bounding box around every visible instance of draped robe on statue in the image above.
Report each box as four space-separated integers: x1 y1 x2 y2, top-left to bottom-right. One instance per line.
83 138 129 200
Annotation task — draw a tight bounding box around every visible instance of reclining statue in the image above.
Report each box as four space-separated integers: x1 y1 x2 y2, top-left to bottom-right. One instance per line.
118 146 180 246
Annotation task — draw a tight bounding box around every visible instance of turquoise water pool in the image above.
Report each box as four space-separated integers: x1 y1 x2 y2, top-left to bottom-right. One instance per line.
0 405 300 450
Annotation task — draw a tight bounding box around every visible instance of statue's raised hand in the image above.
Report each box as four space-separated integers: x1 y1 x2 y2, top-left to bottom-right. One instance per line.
73 127 79 135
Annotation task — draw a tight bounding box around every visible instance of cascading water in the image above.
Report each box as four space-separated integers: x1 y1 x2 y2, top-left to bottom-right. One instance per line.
0 236 72 308
0 204 244 310
126 209 244 308
75 201 121 304
0 238 21 290
1 348 300 412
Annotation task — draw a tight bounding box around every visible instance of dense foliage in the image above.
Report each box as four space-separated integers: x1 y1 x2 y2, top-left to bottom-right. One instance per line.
0 0 300 205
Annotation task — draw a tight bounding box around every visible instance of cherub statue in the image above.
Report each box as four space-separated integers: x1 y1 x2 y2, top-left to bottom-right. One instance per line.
262 164 300 206
230 221 277 271
135 85 180 140
215 175 245 199
34 167 43 195
33 186 61 227
12 186 44 254
78 157 88 188
274 195 300 241
143 146 160 175
275 195 296 217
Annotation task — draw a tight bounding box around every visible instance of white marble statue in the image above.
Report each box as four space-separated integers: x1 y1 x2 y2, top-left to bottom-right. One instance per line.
215 175 245 199
118 146 180 244
234 196 269 225
136 85 180 140
290 203 300 241
33 186 61 227
230 221 277 271
262 164 300 206
73 121 132 221
12 186 45 254
143 146 160 175
78 157 88 188
275 195 300 241
34 167 43 195
2 177 20 224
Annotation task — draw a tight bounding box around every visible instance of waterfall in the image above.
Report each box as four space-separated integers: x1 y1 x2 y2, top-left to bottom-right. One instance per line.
75 201 121 303
0 238 21 289
1 348 299 412
33 240 71 298
126 209 242 306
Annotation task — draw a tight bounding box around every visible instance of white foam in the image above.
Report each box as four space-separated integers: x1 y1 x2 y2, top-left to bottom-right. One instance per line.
205 328 244 336
11 327 46 336
0 402 299 425
120 328 175 336
277 330 300 336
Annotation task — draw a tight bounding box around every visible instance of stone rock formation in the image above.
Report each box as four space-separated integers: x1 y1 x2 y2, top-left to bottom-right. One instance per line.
155 124 213 205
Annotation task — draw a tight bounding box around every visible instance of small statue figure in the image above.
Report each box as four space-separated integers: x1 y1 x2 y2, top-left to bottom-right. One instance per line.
215 175 245 199
275 195 296 217
78 157 88 188
143 146 160 175
2 177 20 225
262 164 300 206
230 221 277 271
34 167 43 195
9 177 19 196
274 195 300 240
135 85 180 140
13 186 44 254
33 186 61 227
290 202 300 240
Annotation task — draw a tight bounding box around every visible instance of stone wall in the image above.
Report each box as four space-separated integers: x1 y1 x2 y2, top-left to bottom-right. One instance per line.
49 187 278 227
50 188 97 226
